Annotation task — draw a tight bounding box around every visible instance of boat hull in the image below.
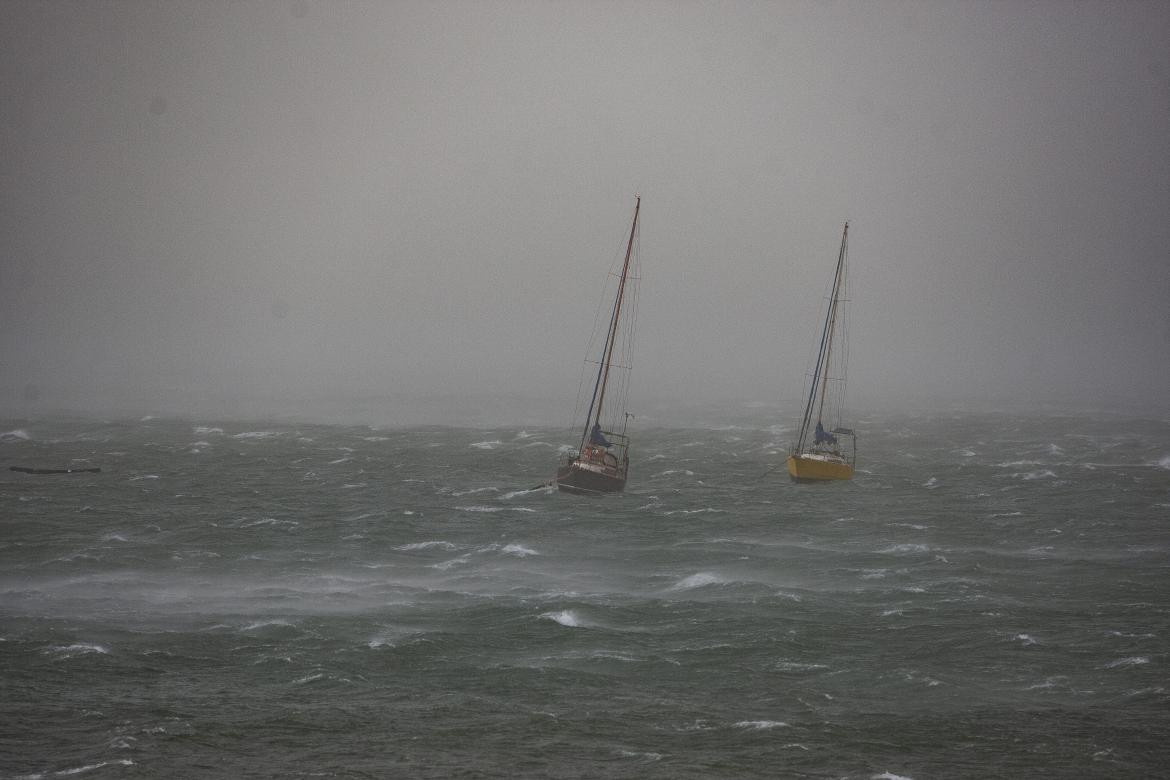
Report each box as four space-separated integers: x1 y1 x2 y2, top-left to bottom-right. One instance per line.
786 454 854 482
556 460 627 494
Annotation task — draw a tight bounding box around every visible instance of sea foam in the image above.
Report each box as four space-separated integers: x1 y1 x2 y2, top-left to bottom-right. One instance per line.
452 486 499 496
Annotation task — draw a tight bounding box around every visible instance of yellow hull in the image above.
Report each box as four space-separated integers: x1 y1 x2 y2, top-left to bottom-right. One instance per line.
786 454 854 482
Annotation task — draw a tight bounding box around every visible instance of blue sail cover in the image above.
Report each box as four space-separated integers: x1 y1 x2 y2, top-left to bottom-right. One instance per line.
590 423 612 448
814 421 838 446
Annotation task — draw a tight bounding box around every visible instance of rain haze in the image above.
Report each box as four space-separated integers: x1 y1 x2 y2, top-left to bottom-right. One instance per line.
2 0 1168 425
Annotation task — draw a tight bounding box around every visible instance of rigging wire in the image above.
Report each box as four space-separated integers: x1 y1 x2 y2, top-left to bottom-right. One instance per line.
569 212 637 438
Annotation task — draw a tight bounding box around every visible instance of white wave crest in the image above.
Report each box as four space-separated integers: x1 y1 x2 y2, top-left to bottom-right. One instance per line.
878 544 930 554
618 750 662 761
499 543 538 557
873 773 914 780
1 428 31 442
430 554 471 570
502 485 552 499
241 517 299 529
774 661 827 672
53 760 136 776
469 440 501 450
592 651 638 662
242 620 294 631
670 572 728 590
233 431 281 439
193 426 225 435
734 720 789 730
395 541 457 551
46 643 109 656
542 609 586 627
1105 656 1149 669
1156 455 1170 470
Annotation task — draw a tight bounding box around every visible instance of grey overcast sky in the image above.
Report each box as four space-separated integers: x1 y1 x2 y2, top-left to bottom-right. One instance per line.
2 0 1168 421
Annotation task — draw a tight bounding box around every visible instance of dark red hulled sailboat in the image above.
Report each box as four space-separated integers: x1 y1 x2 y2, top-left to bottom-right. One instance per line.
556 197 641 495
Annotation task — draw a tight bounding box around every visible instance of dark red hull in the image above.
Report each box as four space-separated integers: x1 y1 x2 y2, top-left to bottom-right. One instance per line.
556 460 627 494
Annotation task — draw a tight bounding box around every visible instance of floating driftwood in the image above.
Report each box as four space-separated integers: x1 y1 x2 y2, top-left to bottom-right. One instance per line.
10 466 101 475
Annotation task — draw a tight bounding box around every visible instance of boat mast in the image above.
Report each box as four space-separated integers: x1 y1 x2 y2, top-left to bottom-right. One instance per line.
796 222 848 453
580 196 640 452
815 223 848 425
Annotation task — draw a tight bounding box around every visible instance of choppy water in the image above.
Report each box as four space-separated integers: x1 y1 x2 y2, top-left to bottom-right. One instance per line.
2 409 1168 778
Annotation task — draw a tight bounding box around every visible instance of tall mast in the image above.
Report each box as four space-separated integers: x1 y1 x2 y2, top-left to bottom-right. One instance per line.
580 196 640 452
796 222 848 453
815 223 848 424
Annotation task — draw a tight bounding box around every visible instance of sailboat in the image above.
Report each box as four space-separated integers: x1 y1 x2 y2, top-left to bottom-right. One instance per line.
556 197 641 495
787 222 857 482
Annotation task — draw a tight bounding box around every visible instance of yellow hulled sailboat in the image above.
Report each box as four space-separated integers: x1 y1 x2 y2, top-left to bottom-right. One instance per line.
787 222 856 482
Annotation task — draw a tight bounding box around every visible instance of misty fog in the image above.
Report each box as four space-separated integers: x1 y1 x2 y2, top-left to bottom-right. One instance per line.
3 1 1167 425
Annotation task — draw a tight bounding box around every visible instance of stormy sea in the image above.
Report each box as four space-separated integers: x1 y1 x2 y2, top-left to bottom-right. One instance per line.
2 407 1168 779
